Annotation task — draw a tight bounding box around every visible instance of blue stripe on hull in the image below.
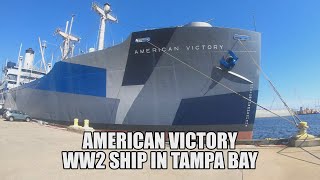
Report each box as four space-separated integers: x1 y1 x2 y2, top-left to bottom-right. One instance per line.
173 91 258 125
30 62 106 97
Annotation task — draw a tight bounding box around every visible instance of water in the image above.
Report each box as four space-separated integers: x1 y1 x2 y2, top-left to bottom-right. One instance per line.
253 114 320 139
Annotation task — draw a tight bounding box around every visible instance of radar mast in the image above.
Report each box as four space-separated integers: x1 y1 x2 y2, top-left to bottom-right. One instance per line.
92 2 118 50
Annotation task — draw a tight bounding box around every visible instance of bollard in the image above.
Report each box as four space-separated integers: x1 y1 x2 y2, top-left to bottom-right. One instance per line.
289 121 320 147
294 121 315 140
68 118 94 133
73 118 79 127
83 119 94 131
67 118 84 133
84 119 90 128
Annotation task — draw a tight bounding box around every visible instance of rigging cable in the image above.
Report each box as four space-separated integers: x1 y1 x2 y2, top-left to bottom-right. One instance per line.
146 41 297 126
238 40 301 126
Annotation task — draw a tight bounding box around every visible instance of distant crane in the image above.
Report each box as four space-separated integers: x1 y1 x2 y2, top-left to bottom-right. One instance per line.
92 2 118 51
55 15 80 60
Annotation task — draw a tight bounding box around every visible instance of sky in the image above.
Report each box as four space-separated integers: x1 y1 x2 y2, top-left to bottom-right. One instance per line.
0 0 319 110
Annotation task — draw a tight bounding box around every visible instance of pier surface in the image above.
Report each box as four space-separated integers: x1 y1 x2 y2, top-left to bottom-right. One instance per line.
1 119 320 180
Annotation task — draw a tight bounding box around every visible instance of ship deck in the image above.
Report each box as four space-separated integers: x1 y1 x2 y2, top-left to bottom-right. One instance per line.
1 119 320 180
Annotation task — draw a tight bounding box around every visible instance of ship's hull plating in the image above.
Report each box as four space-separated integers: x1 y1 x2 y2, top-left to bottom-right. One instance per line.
4 26 261 139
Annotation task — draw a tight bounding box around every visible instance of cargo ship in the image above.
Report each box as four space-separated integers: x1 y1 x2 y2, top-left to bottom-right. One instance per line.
3 3 261 139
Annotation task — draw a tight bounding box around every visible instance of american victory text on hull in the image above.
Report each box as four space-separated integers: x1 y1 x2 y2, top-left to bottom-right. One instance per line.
2 3 261 139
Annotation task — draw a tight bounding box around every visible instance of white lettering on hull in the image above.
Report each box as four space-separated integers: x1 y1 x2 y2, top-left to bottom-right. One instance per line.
133 44 224 55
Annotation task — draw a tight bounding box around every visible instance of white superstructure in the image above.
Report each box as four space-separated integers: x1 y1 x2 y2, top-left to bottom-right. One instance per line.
0 48 47 92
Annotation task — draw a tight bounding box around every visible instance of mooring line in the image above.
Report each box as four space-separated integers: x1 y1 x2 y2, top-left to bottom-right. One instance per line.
147 41 296 126
238 40 301 126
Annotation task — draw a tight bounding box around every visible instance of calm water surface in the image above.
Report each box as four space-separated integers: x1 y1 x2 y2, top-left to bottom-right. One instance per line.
253 114 320 139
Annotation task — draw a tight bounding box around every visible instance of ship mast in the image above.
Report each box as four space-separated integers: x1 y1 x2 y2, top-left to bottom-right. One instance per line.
92 2 118 51
16 43 23 86
38 37 48 73
55 15 80 60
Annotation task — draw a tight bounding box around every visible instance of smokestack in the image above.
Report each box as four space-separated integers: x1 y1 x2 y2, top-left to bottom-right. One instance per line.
23 48 35 69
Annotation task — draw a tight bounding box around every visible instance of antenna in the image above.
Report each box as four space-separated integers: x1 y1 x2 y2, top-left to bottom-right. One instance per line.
16 43 23 87
252 12 257 32
65 21 69 33
205 18 215 23
92 2 118 50
69 15 75 35
16 56 23 86
17 43 22 64
55 15 80 60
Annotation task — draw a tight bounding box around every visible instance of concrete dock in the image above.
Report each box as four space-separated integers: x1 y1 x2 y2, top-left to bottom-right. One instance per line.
1 119 320 180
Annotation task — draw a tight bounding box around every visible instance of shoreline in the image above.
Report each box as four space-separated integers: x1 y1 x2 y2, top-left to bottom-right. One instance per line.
255 109 291 118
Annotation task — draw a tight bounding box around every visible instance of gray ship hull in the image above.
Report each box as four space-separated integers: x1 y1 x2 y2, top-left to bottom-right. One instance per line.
4 26 261 139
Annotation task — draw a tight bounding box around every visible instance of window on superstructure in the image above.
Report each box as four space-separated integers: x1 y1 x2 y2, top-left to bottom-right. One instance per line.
7 74 17 81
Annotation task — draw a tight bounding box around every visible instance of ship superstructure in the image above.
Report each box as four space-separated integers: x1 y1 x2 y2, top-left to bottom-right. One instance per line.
0 47 46 91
